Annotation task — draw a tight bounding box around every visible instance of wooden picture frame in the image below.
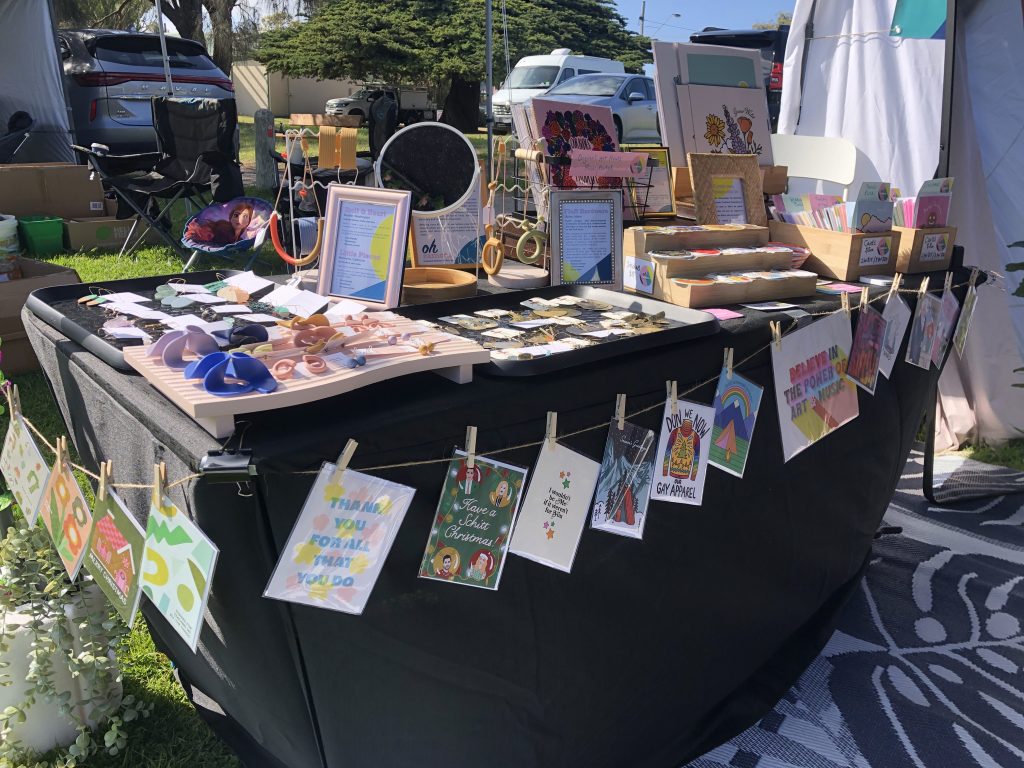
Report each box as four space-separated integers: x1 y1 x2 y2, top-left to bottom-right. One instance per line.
317 184 411 309
621 144 677 221
549 189 623 290
687 153 766 227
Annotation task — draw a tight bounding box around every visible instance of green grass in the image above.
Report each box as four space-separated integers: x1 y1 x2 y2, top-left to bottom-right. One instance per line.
957 439 1024 472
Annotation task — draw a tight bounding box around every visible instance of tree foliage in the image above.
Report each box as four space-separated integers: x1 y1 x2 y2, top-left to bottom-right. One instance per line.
256 0 650 129
752 11 793 30
52 0 152 29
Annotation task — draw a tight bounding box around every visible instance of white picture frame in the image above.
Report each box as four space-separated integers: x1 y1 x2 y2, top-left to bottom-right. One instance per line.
549 189 623 290
317 184 411 309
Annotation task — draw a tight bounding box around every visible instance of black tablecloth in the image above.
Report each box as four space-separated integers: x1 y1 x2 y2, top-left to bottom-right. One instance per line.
22 273 963 768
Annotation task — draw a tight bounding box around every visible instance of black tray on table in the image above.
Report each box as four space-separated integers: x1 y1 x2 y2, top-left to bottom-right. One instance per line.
25 270 247 373
399 286 719 376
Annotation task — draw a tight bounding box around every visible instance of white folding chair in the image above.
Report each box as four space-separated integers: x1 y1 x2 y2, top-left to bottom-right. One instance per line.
770 134 857 197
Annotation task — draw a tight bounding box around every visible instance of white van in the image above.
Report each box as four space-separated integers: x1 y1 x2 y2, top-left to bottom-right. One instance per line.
492 49 625 132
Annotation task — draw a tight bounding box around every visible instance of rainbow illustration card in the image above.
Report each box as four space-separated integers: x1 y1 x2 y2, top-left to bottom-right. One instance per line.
709 368 764 478
0 414 50 524
142 494 219 652
265 464 414 615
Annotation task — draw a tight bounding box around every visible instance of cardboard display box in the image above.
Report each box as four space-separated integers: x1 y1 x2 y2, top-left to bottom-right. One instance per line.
768 221 901 281
624 224 769 257
0 163 107 220
64 216 159 252
0 257 80 375
892 225 956 273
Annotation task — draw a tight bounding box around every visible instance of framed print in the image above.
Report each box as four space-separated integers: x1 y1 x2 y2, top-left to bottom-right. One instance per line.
678 84 774 165
621 144 677 220
549 189 623 289
317 184 411 309
531 97 619 189
687 153 766 227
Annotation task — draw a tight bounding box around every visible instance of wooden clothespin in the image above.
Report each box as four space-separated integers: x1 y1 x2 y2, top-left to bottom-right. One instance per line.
615 394 626 431
545 411 558 450
7 383 21 420
723 348 734 380
336 439 358 473
943 271 954 294
152 462 167 508
860 286 869 311
54 435 68 471
969 267 980 288
889 273 903 299
465 426 478 470
840 291 851 316
97 460 112 502
666 380 678 416
770 321 783 351
919 276 931 297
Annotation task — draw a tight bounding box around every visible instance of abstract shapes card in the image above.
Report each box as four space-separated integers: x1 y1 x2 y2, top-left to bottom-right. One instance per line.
531 97 619 188
510 441 600 572
930 289 960 366
953 284 978 358
709 367 763 478
591 421 655 539
38 458 93 580
418 451 527 590
0 414 50 524
264 465 414 614
679 84 774 164
905 292 941 370
85 490 146 626
847 304 888 394
142 494 219 651
879 294 912 379
651 398 715 505
772 311 859 462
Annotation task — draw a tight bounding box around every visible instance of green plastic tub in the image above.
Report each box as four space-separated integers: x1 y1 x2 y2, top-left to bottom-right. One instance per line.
18 216 64 256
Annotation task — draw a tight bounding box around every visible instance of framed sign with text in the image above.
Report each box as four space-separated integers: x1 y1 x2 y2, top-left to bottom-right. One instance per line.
549 189 623 290
687 153 766 227
317 185 411 309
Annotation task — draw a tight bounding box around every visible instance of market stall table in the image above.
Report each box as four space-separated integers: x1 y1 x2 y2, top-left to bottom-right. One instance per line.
21 272 967 768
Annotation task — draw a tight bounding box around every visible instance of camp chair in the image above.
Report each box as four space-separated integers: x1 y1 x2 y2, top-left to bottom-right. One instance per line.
0 111 33 164
74 97 243 261
182 196 274 271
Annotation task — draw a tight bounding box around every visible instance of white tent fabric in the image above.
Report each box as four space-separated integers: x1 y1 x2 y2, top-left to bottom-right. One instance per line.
781 0 1024 446
0 0 74 163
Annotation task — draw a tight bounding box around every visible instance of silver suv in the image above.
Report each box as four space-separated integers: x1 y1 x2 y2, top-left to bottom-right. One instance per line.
59 29 234 154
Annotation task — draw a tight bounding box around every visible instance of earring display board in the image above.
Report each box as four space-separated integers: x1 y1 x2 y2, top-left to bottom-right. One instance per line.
549 189 623 289
317 185 411 309
687 153 766 227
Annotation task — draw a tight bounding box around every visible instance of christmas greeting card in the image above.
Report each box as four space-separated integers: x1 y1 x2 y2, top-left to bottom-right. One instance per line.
38 458 94 580
418 451 527 590
265 464 414 615
591 421 655 539
709 368 763 478
85 490 146 626
142 494 219 652
847 304 888 394
651 398 715 505
0 414 50 524
510 441 600 572
879 294 912 379
772 311 859 462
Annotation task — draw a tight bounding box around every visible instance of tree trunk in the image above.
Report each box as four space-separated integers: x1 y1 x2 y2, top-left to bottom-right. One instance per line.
204 0 237 76
440 75 479 134
159 0 204 46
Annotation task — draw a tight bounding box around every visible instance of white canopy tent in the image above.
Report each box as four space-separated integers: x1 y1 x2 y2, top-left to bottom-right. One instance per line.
779 0 1024 448
0 0 74 163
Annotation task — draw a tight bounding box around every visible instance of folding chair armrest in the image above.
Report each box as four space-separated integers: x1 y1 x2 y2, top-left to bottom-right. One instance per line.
72 145 161 175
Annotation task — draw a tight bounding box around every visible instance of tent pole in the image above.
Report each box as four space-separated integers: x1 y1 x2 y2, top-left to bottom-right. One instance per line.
936 0 957 178
485 0 494 184
154 0 175 97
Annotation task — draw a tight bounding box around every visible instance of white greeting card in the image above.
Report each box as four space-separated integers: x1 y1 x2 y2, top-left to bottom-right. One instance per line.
650 398 715 505
0 414 50 524
879 294 912 379
510 441 600 572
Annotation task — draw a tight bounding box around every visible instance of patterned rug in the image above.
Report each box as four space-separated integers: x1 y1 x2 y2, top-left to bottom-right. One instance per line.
687 451 1024 768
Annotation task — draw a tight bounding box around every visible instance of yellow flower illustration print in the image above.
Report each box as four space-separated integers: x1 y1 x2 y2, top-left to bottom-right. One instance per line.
704 114 726 148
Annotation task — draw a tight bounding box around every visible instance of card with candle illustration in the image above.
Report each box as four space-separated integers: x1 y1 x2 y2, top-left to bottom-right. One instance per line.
510 442 600 572
709 368 763 478
265 464 414 615
591 421 655 539
0 414 50 524
38 457 93 580
418 451 527 590
651 398 715 505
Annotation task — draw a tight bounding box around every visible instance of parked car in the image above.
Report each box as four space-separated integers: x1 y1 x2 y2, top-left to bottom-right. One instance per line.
58 29 234 155
326 86 435 125
493 49 625 134
688 26 790 131
541 73 660 144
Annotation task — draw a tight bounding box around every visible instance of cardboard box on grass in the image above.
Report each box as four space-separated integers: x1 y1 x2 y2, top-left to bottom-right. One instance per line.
0 164 108 221
0 257 80 374
64 216 159 252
